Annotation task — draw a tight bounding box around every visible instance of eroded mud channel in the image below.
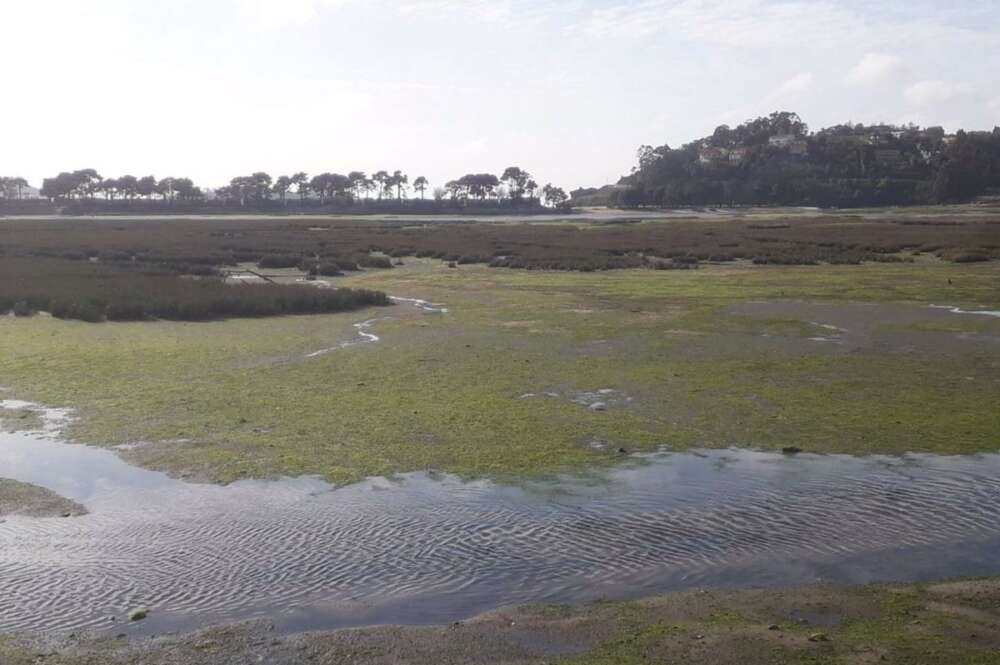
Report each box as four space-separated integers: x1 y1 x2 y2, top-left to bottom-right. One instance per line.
3 401 1000 637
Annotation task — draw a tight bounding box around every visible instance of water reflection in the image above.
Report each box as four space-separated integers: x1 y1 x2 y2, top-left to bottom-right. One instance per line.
2 407 1000 635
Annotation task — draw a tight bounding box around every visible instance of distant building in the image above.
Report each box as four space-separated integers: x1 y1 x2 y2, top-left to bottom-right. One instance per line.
728 146 750 164
769 134 808 155
698 146 728 165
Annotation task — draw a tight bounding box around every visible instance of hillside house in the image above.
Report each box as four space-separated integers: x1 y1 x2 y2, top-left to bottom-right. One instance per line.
728 146 750 164
699 146 728 165
768 134 808 155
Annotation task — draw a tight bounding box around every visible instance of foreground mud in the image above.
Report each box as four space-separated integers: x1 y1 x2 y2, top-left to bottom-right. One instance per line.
0 479 86 519
3 580 999 664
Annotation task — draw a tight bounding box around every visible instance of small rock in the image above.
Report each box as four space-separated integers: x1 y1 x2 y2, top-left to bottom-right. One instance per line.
128 607 149 622
782 446 803 455
588 402 607 412
694 634 704 640
616 447 628 455
808 632 828 642
768 624 781 631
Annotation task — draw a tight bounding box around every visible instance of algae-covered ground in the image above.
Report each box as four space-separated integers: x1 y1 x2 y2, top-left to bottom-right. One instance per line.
0 259 998 484
3 579 999 664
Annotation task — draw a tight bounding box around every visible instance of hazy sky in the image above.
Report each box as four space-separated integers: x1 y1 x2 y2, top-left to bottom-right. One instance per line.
3 0 998 192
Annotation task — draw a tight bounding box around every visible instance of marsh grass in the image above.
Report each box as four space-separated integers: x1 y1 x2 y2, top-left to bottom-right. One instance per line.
2 211 998 272
0 258 389 322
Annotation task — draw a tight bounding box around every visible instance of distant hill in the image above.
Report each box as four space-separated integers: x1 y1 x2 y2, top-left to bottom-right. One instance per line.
576 112 1000 208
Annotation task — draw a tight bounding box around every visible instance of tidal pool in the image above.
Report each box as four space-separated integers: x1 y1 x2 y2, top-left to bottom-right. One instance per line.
2 403 1000 636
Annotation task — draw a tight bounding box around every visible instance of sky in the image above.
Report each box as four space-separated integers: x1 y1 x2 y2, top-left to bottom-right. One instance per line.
2 0 999 192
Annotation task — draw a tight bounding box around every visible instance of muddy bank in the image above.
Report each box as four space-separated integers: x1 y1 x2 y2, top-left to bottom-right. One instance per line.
4 579 999 665
0 479 86 519
0 407 44 433
727 301 1000 354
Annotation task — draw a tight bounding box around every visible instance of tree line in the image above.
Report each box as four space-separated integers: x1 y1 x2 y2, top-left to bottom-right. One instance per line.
36 170 202 202
15 166 569 210
215 167 567 208
581 111 1000 208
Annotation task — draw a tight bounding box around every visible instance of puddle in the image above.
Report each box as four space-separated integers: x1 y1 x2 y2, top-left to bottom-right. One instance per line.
2 403 1000 636
930 305 1000 319
389 296 448 313
519 389 633 412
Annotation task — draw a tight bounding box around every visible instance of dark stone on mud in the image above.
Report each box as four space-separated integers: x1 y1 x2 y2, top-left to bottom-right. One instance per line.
617 447 628 455
782 447 803 455
768 624 781 631
128 607 149 622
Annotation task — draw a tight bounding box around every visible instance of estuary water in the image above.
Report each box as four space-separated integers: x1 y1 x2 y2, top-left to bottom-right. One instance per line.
3 404 1000 636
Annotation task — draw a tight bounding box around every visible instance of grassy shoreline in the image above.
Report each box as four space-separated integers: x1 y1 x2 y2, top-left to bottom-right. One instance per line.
0 259 997 485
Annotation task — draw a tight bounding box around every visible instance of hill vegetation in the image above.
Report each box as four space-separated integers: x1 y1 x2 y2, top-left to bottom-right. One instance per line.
578 111 1000 208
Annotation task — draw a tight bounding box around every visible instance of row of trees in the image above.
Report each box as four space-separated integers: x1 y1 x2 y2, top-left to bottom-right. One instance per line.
601 111 1000 208
217 170 420 205
38 170 202 202
215 167 569 207
26 166 570 209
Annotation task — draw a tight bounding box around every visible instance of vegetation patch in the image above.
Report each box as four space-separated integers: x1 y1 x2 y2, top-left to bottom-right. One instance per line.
0 258 389 322
1 208 999 272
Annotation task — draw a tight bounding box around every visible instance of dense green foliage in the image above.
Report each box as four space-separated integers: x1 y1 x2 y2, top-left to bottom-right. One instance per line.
591 111 1000 208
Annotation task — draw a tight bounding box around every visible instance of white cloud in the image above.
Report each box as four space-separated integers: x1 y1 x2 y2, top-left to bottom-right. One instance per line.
575 0 859 47
773 72 814 97
847 52 903 85
904 80 971 106
239 0 350 28
990 97 1000 110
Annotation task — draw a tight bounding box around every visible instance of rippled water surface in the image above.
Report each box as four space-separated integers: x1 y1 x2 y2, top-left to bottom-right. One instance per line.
3 413 1000 635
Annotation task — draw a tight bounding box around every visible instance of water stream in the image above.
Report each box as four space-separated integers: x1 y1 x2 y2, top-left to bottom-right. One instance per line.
2 403 1000 636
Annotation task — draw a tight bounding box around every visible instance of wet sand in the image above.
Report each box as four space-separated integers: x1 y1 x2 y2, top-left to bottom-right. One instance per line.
0 479 86 519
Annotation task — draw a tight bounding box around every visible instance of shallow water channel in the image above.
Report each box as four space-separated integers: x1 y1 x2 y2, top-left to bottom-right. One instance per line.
3 406 1000 637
